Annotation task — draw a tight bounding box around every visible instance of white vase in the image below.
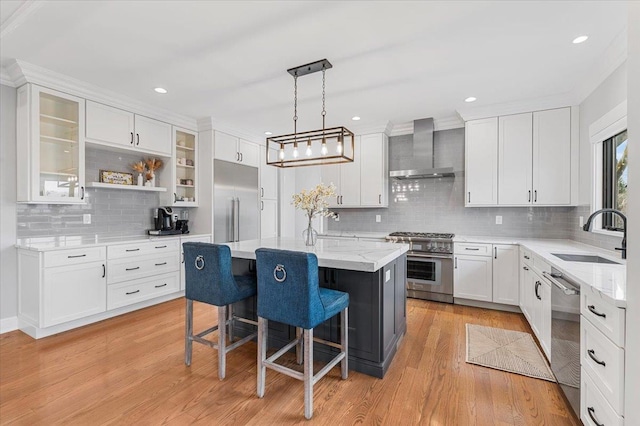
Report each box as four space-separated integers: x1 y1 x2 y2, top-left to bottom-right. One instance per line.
137 173 143 186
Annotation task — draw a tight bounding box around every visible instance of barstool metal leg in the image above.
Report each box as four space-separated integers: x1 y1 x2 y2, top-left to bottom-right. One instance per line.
218 305 227 380
296 327 303 365
341 307 348 379
257 317 268 398
185 299 193 366
304 328 313 420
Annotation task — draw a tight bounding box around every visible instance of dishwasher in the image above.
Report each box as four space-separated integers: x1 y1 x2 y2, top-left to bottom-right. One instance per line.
543 268 581 418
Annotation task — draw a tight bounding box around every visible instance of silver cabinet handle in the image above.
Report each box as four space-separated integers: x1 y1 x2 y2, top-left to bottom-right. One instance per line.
260 201 264 211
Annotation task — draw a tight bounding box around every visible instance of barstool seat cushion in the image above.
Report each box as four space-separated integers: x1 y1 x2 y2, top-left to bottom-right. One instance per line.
183 242 257 307
256 248 349 330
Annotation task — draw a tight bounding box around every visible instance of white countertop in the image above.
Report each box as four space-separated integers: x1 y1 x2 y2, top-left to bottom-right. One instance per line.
16 234 211 252
224 237 409 272
454 236 626 307
318 231 390 239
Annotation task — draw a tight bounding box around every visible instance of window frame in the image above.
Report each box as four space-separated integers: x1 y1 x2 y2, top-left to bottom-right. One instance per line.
601 131 627 231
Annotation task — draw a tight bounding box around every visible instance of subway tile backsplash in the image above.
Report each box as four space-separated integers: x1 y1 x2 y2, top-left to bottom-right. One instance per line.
17 147 162 238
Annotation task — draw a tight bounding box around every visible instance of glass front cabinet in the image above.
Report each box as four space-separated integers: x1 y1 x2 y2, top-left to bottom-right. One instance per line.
170 127 198 207
17 84 86 204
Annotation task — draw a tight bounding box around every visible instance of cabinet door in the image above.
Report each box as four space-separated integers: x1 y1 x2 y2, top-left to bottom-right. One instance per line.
520 263 533 321
321 164 342 208
239 139 260 167
340 136 361 206
86 100 134 147
492 244 519 305
360 134 388 206
498 113 533 205
533 108 571 205
540 279 552 357
260 146 279 200
134 115 172 156
465 118 498 205
214 131 239 163
454 255 493 302
43 261 106 327
172 127 198 206
260 199 278 238
530 274 543 338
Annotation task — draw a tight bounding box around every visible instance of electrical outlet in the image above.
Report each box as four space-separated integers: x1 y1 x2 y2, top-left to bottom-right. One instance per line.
375 215 381 223
334 213 340 222
495 215 502 225
579 216 584 227
83 214 91 224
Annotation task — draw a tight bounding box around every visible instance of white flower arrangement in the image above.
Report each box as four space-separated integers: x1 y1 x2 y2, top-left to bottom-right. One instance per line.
292 183 338 222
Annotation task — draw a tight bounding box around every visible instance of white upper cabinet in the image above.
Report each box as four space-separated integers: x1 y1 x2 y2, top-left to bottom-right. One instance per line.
533 107 571 205
260 146 278 200
360 133 389 207
168 127 198 207
17 84 86 204
214 131 260 168
465 117 498 206
498 113 533 205
321 136 361 207
85 101 172 156
322 164 343 208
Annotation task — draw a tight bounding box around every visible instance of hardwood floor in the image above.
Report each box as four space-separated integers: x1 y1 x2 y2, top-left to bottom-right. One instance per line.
0 298 580 425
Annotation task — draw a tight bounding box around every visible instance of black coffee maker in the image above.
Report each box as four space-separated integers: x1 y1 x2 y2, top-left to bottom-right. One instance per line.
149 207 181 235
176 210 189 234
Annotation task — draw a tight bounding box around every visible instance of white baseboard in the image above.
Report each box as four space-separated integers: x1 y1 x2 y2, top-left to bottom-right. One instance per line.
0 316 18 334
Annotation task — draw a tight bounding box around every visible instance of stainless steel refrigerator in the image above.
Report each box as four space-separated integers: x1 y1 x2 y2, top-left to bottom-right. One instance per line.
213 160 259 243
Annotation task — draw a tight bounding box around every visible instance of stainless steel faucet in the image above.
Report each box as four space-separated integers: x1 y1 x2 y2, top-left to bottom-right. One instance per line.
582 209 627 259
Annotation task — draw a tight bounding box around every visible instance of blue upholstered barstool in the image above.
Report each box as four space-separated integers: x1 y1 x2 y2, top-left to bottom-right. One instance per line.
255 248 349 419
183 242 258 380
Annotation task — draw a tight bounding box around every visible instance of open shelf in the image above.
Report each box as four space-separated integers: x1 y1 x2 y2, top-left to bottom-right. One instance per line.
41 135 77 145
41 170 78 177
88 182 167 192
176 145 195 151
40 114 78 128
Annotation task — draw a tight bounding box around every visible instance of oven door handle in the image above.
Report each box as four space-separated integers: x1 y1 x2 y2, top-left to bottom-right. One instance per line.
542 271 580 296
408 253 453 260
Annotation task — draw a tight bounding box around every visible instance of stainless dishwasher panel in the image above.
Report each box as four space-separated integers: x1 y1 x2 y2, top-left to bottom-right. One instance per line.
545 268 581 418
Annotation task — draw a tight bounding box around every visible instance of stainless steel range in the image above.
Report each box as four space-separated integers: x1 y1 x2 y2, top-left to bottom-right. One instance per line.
386 232 454 303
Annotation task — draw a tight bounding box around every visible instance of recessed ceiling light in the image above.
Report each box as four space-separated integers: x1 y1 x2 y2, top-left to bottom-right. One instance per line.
264 131 272 135
464 97 477 103
154 87 167 94
352 116 361 121
572 35 588 44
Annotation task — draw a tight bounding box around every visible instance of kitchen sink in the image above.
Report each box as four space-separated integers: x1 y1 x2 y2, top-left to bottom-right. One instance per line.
552 253 621 265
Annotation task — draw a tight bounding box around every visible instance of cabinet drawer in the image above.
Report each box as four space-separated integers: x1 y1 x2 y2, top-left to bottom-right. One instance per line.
108 239 180 260
581 285 625 347
581 318 624 413
44 246 106 268
454 243 492 256
521 248 533 266
581 368 624 426
107 272 179 310
108 254 179 284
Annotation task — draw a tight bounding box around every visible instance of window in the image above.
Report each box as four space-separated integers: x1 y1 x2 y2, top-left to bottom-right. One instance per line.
602 129 627 231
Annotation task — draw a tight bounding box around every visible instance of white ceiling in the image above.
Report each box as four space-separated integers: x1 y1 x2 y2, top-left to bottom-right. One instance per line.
0 1 627 137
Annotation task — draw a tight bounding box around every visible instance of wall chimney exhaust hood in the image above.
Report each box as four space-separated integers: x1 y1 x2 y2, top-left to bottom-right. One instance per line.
389 118 456 179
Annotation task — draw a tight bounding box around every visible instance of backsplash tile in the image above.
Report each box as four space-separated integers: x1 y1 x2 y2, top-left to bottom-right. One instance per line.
17 147 164 238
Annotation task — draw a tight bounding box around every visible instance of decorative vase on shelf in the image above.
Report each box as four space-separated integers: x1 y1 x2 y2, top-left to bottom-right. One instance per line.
302 218 318 246
150 172 155 187
137 173 143 186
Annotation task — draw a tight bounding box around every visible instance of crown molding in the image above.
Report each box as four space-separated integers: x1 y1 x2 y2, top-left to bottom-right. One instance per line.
0 68 16 87
349 120 393 136
388 115 464 137
389 122 413 136
572 28 627 105
197 116 265 145
0 0 43 39
6 60 198 130
456 92 576 122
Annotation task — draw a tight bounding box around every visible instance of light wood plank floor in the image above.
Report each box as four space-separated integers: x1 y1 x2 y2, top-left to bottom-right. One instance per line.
0 298 580 425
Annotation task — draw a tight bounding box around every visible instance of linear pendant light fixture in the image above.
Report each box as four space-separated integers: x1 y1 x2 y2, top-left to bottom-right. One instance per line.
266 59 354 168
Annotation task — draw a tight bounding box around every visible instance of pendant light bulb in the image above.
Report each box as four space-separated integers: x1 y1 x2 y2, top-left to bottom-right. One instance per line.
293 142 299 158
321 139 328 155
306 140 312 156
337 137 343 154
279 144 285 160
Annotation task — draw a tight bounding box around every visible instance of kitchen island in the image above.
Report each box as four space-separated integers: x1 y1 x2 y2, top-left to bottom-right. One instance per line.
224 237 409 378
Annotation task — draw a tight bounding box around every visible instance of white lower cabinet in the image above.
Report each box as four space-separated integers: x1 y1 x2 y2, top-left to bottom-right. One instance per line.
582 369 624 426
108 272 179 310
43 261 107 327
454 243 518 306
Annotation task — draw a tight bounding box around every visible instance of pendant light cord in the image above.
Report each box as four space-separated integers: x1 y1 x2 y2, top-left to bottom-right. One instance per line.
321 68 326 131
293 73 298 136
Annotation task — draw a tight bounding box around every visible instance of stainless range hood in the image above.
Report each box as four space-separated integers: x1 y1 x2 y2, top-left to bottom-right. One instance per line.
389 118 455 179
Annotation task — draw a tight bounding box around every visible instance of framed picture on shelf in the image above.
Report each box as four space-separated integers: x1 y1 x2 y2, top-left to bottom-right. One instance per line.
100 170 133 185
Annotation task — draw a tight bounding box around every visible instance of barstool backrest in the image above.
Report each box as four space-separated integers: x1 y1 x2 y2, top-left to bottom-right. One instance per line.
183 242 242 307
255 248 324 329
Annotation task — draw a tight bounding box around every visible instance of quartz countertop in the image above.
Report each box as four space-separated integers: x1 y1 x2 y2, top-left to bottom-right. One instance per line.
224 237 409 272
318 231 390 240
454 236 626 307
16 234 211 252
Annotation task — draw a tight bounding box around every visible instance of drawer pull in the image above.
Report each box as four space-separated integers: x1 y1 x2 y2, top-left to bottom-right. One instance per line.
587 349 606 367
155 262 167 266
534 281 541 300
155 245 167 249
587 407 604 426
126 290 140 295
67 254 86 258
587 305 607 318
126 248 140 252
524 255 530 260
523 266 529 271
155 283 167 288
102 264 106 278
465 248 480 251
125 267 140 271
